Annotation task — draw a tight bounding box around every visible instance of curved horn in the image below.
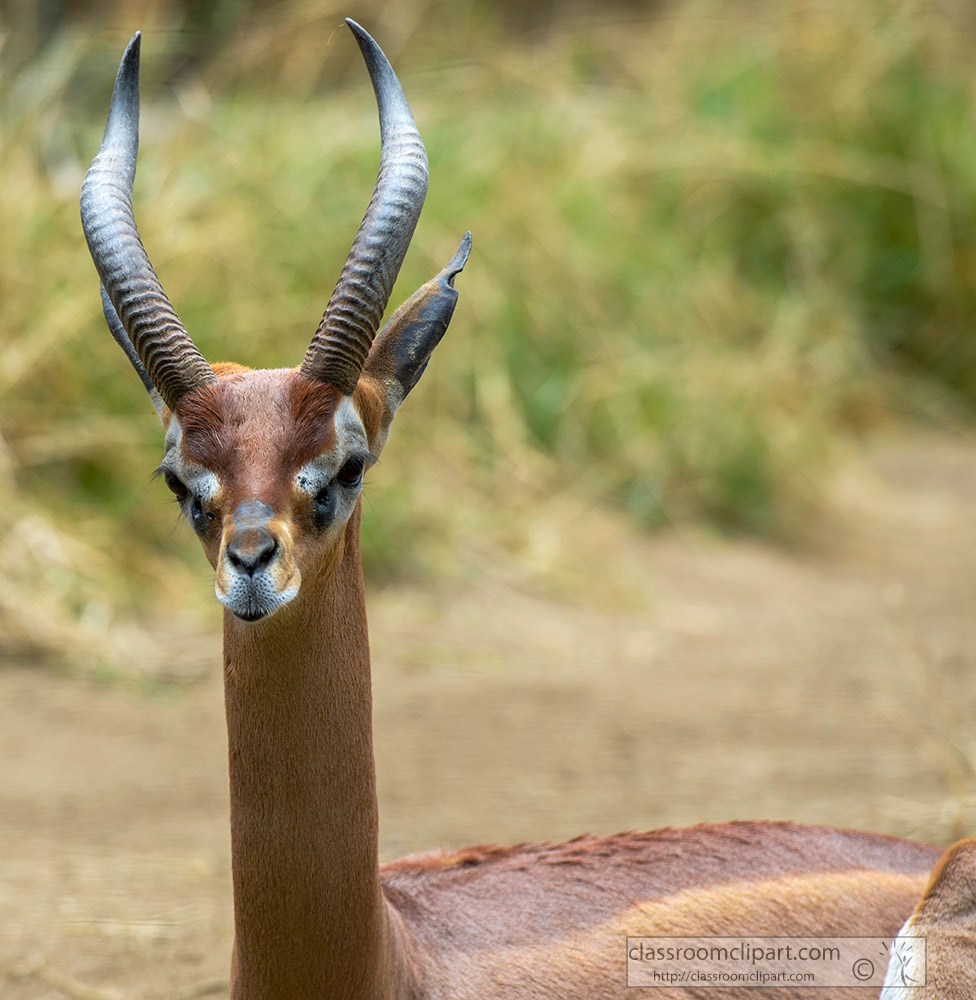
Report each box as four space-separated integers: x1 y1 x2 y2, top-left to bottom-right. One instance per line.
100 284 164 415
300 19 430 394
80 32 216 412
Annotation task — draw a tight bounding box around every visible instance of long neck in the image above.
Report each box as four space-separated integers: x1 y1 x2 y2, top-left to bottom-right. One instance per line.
222 509 412 999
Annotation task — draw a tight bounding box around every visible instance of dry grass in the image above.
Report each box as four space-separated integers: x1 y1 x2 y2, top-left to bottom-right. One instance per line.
2 0 976 671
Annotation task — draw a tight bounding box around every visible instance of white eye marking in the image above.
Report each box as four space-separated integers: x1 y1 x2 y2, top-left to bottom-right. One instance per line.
161 415 221 503
334 395 367 439
294 396 370 498
294 460 333 499
187 469 221 504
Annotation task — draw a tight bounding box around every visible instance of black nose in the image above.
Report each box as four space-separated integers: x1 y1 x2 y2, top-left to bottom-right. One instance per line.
227 527 278 576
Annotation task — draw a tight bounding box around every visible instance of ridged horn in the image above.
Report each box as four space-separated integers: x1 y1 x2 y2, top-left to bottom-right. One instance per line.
100 284 163 415
300 19 430 395
80 32 216 412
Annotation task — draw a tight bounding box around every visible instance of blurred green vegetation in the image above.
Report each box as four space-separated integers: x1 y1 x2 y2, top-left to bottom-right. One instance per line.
2 0 976 667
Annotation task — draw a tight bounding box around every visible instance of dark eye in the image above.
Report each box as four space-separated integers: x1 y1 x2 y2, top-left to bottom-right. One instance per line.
336 455 366 488
163 470 189 503
190 495 204 529
313 487 336 531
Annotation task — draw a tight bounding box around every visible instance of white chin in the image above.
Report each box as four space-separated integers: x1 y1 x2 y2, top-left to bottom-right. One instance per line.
216 579 299 622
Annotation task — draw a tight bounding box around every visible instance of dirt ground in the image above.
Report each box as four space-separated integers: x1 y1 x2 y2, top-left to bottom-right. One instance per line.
2 431 976 999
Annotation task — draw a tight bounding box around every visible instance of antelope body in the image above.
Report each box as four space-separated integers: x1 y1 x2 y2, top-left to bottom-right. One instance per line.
82 22 949 1000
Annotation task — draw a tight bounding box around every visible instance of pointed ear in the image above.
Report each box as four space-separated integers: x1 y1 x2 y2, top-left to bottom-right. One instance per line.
360 232 470 453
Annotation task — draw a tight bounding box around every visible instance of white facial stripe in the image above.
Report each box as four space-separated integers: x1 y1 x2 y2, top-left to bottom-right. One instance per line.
161 415 221 503
294 395 370 498
335 394 368 442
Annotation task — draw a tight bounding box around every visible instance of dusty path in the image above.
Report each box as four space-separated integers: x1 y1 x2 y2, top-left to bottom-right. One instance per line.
2 432 975 998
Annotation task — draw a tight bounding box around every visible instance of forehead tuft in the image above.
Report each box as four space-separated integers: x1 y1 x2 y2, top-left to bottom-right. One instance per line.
285 374 343 468
175 370 342 476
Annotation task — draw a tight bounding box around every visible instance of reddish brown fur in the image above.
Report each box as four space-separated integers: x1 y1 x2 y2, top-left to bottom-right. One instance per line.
174 381 228 473
381 823 938 941
176 368 340 510
285 375 344 473
222 512 417 1000
382 823 936 886
380 824 938 999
